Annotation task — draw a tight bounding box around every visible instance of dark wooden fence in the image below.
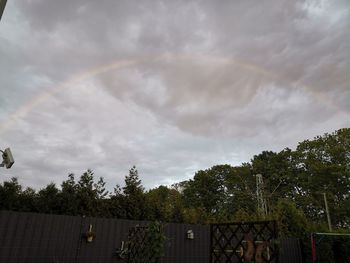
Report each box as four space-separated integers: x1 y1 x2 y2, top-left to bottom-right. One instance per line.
0 210 303 262
279 238 304 263
0 211 209 262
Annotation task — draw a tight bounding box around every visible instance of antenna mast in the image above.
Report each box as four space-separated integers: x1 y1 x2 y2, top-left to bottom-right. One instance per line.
256 174 267 217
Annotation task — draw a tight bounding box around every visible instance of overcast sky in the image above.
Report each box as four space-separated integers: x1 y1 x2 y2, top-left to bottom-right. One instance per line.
0 0 349 191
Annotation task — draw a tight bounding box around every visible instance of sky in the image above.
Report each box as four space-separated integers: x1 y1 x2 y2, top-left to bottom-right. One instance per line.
0 0 349 191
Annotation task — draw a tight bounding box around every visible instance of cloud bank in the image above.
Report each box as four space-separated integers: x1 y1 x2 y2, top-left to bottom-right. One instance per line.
0 0 349 190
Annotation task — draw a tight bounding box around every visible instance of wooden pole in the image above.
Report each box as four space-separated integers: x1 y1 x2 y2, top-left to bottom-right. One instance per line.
323 193 332 232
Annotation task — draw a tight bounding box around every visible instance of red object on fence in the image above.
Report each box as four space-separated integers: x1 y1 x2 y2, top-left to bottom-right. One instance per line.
311 233 317 263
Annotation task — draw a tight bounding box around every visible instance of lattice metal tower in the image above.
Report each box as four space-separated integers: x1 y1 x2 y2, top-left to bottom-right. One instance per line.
256 174 267 216
0 0 7 20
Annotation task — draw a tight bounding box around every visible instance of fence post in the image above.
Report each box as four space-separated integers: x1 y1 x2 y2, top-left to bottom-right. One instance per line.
311 233 317 263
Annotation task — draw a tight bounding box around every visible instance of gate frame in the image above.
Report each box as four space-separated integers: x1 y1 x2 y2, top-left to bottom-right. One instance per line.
210 220 278 263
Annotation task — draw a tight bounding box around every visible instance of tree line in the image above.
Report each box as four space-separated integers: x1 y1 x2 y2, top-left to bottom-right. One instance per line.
1 128 349 238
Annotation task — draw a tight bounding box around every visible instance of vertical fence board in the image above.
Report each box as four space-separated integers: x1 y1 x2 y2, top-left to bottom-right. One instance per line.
279 238 303 263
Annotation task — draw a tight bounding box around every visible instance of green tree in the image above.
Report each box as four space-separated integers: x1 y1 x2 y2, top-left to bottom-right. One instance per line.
122 166 146 220
251 149 298 212
60 173 79 215
294 128 350 227
183 165 227 218
0 177 22 210
146 186 169 221
182 164 256 222
19 187 37 212
273 199 310 238
93 176 109 217
36 183 61 214
76 169 99 216
108 184 126 218
145 185 184 222
224 164 256 219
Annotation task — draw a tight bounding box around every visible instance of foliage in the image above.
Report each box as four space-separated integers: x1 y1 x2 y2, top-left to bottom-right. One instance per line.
60 173 79 215
273 199 309 238
0 177 22 210
1 128 350 261
36 183 61 214
122 166 146 220
145 185 184 222
134 222 166 263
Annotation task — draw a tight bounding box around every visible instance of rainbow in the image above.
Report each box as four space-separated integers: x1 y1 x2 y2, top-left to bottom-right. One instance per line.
0 53 345 137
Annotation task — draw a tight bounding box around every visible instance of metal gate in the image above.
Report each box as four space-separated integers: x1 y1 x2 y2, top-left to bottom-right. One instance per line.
210 220 278 263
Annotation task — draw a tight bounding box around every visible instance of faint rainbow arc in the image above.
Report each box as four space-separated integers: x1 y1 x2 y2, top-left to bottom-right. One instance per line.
0 58 140 136
0 53 346 136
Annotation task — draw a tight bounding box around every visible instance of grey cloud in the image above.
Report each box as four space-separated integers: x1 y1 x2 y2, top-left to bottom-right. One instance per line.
0 0 349 190
96 54 343 138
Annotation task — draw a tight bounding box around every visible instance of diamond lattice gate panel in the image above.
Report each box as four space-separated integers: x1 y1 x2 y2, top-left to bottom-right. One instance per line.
210 220 278 263
126 224 165 263
127 226 149 263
